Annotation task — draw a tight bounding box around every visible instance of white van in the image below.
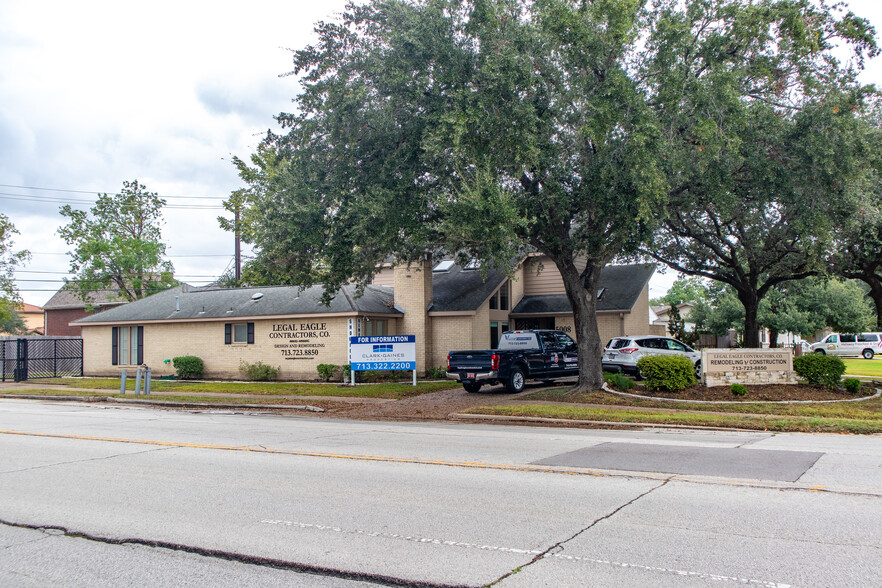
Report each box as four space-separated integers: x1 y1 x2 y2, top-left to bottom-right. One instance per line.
809 333 882 359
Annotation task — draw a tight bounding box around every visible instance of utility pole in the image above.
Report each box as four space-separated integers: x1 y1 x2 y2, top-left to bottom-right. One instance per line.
234 205 241 282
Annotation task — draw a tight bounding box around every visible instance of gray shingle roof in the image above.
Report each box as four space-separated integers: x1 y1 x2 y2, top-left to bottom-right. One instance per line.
511 264 655 314
42 286 128 310
74 283 400 324
430 264 507 312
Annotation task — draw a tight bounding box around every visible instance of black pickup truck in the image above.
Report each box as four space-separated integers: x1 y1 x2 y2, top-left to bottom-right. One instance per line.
446 330 579 393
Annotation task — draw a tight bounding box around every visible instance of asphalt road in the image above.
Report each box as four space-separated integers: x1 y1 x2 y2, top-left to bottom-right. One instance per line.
0 399 880 587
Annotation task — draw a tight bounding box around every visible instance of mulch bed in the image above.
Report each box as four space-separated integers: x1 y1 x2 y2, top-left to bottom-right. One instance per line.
632 383 877 402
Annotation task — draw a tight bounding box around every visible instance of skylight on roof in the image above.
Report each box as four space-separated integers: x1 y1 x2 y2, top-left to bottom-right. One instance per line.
464 259 480 270
433 260 455 272
596 287 606 299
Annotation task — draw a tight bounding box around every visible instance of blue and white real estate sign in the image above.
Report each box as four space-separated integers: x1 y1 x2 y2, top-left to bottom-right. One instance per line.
349 335 416 371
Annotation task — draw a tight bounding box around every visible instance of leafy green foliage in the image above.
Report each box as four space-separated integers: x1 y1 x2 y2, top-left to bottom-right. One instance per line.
793 354 846 389
239 361 281 381
0 215 30 331
172 356 204 380
843 378 862 394
605 372 634 393
58 180 176 303
425 366 447 379
731 383 748 397
642 0 879 348
317 363 338 382
229 0 667 392
667 304 699 347
636 355 696 392
651 276 709 307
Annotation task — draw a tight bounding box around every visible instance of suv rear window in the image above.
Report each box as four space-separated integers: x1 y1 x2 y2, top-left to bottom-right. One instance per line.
859 334 879 342
611 339 631 349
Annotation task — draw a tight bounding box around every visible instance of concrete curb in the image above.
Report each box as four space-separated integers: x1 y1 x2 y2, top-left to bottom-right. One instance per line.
602 383 882 404
0 395 325 412
451 413 745 432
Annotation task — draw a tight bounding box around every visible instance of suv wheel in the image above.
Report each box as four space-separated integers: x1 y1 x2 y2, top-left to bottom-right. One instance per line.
863 349 875 360
814 349 826 355
505 367 526 393
694 361 702 378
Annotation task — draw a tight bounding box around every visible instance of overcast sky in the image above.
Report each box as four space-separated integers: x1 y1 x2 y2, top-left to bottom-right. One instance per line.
1 0 880 307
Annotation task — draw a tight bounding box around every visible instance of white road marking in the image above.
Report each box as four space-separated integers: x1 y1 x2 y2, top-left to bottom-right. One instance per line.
260 519 791 587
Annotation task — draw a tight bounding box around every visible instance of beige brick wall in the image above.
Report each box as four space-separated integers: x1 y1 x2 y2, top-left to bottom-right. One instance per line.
523 255 588 296
430 315 475 368
394 258 433 372
510 264 525 309
82 317 353 380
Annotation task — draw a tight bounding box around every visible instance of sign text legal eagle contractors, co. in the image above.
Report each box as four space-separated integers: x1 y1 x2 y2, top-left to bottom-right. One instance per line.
349 335 416 371
268 322 330 360
703 348 793 374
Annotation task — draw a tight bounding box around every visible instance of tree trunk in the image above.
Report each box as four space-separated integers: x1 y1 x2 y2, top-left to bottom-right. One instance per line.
866 277 882 331
739 289 762 348
768 327 779 348
557 259 605 392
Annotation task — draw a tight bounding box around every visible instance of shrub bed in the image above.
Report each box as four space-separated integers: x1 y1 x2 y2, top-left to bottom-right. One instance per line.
172 356 204 380
635 355 696 392
793 354 846 389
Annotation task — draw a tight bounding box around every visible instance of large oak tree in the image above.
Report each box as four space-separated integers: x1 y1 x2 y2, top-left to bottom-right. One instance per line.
233 0 877 389
642 0 878 347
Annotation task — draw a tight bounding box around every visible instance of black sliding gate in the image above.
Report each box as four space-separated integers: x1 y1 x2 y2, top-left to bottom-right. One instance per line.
1 337 83 381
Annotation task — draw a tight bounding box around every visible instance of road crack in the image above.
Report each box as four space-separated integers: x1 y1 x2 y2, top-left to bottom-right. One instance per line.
0 517 466 588
486 478 672 587
0 447 172 475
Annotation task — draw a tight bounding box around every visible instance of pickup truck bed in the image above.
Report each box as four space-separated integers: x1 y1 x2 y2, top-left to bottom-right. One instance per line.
446 330 579 393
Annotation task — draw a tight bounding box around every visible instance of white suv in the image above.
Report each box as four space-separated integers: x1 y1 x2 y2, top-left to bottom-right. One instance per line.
603 335 701 378
809 333 882 359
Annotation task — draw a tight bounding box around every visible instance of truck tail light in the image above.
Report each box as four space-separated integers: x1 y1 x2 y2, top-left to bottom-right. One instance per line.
447 354 451 371
491 354 500 370
619 347 639 354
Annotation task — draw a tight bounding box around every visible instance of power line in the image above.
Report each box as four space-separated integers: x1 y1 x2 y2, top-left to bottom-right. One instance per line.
13 269 223 277
0 183 228 200
27 252 233 258
0 193 225 210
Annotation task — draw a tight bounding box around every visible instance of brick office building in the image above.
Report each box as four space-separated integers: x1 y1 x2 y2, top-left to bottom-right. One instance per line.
43 287 127 337
75 256 661 379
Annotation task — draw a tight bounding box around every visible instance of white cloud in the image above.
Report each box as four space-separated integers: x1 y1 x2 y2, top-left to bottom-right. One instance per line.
0 0 878 306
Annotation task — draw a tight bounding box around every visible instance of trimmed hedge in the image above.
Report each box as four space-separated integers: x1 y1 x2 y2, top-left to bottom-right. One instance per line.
843 378 862 394
239 361 280 381
317 364 338 382
731 383 748 396
604 371 635 393
172 356 204 379
635 355 696 392
793 354 845 389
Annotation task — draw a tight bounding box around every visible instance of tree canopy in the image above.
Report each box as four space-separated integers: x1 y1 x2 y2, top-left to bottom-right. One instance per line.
0 214 30 333
231 0 879 388
642 0 879 348
58 180 177 303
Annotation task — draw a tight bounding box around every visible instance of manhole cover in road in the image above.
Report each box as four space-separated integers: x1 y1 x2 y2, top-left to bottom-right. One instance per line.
532 443 823 482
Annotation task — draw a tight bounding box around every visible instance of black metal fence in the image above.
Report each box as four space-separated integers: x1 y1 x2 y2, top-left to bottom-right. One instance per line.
1 337 83 381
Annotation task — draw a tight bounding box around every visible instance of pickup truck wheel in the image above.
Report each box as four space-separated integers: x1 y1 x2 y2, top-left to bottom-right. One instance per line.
505 367 526 393
462 382 482 393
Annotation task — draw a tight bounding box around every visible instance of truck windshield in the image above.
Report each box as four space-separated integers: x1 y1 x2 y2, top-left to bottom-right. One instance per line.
498 332 540 351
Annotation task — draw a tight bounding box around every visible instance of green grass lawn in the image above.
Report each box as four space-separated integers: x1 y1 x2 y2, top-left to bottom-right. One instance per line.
461 403 882 434
842 358 882 378
10 378 459 400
